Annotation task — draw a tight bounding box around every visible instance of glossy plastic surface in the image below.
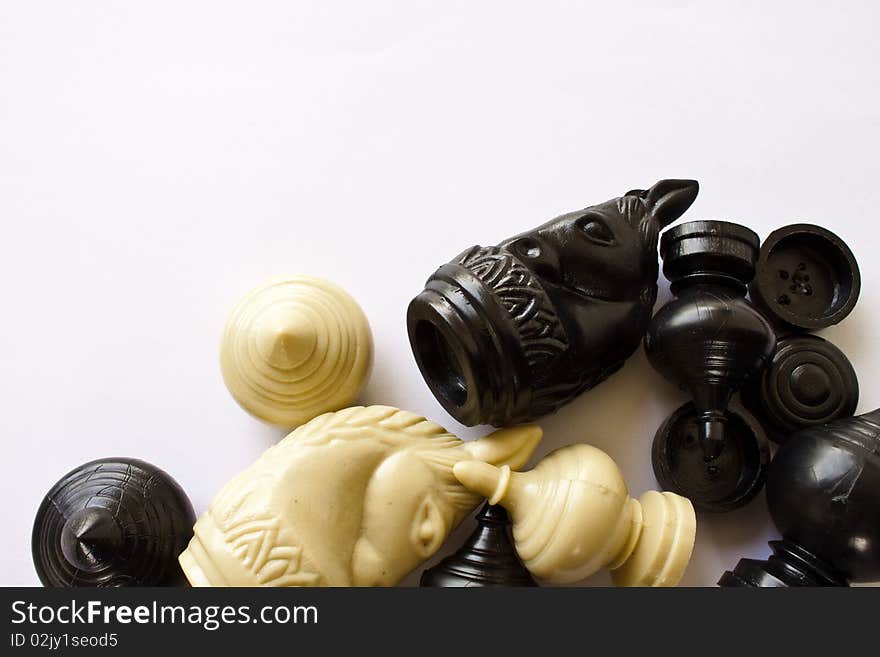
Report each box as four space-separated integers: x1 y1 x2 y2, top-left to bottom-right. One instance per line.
646 221 776 510
32 458 195 587
407 179 699 427
220 275 373 428
179 405 541 587
719 409 880 586
652 401 769 512
420 503 537 587
750 224 860 331
740 334 858 443
453 444 696 586
718 540 847 586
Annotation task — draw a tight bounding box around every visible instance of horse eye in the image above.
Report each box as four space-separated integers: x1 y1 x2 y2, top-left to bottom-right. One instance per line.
579 217 615 245
515 238 542 258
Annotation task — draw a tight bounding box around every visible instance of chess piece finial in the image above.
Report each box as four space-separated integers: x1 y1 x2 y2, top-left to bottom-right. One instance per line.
453 444 696 586
420 503 537 587
179 406 542 587
407 179 699 427
220 275 373 428
32 458 195 587
719 409 880 586
645 221 776 510
59 507 124 573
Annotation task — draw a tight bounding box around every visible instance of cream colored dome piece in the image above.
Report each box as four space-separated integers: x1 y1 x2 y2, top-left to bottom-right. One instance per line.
220 276 373 427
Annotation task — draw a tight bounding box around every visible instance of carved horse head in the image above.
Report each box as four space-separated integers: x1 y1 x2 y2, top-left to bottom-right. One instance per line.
407 179 699 426
179 406 541 586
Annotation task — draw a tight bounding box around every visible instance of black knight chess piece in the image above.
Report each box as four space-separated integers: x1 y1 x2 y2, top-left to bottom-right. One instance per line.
407 179 699 427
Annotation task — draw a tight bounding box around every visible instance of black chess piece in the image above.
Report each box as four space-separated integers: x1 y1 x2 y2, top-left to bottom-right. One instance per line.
645 221 776 511
750 224 860 331
652 401 769 513
407 179 699 426
740 334 858 443
32 458 195 586
719 409 880 586
420 503 537 587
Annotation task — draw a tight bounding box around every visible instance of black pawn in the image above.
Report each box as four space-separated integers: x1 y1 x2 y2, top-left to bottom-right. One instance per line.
646 221 776 511
719 409 880 586
420 504 537 587
646 221 776 456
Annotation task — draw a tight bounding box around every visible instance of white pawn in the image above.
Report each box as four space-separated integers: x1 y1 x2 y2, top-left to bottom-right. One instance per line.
454 443 696 586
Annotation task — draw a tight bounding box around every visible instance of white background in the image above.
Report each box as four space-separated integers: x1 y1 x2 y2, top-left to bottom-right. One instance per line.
1 1 878 587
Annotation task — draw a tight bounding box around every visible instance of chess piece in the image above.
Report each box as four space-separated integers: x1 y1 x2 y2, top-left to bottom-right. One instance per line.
178 406 542 587
645 221 776 510
453 444 696 586
719 409 880 586
220 275 373 428
420 503 537 587
32 458 195 587
740 334 858 443
652 401 769 512
750 224 860 331
407 179 699 427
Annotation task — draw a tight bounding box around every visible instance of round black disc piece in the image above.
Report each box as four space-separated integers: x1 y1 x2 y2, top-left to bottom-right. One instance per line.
32 457 196 587
750 223 860 331
741 334 858 443
652 402 770 513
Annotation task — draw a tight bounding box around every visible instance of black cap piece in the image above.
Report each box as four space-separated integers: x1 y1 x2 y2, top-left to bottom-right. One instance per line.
652 401 770 513
750 224 860 331
741 335 859 443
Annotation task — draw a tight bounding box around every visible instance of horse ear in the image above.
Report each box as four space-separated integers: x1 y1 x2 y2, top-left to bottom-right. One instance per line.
463 425 542 469
411 495 447 558
643 179 699 228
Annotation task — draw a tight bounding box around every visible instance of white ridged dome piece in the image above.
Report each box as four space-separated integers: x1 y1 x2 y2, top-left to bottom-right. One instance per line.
220 276 373 427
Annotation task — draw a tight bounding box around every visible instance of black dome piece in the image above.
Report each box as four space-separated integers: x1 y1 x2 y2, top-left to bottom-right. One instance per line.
32 458 195 587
